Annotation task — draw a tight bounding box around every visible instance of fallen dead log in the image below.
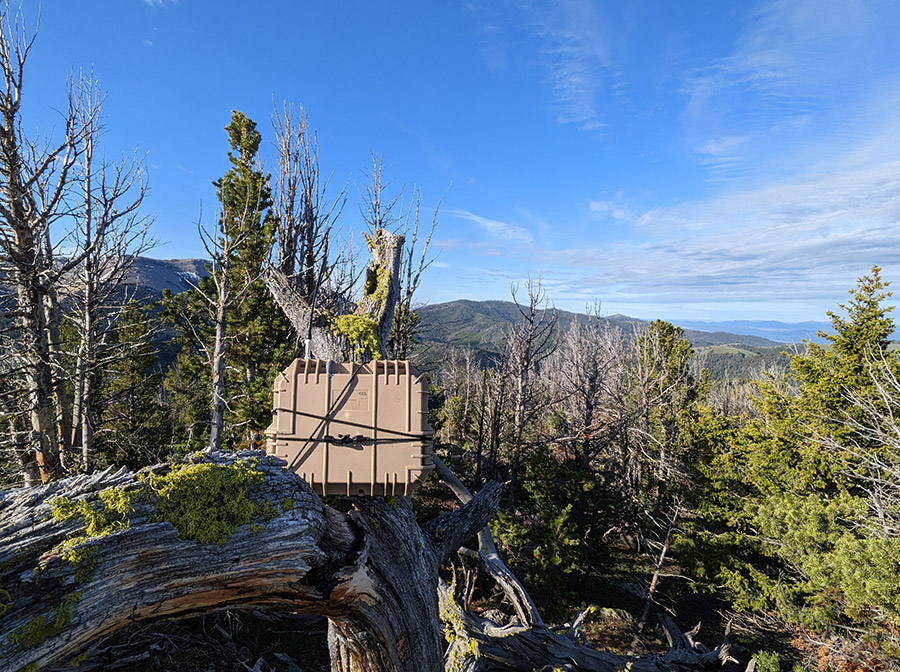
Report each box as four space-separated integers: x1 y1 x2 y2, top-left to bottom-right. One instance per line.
0 450 497 672
1 450 744 672
432 456 742 672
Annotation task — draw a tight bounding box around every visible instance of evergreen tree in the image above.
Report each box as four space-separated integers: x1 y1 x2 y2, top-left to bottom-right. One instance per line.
212 111 292 444
792 265 897 452
97 300 170 469
164 111 292 450
685 267 900 651
161 288 214 452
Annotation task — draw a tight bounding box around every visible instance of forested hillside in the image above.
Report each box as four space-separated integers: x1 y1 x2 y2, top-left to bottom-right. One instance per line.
417 269 900 671
413 299 793 381
1 10 899 672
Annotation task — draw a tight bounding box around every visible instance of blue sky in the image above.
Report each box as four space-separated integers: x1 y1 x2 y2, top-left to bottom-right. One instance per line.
15 0 900 322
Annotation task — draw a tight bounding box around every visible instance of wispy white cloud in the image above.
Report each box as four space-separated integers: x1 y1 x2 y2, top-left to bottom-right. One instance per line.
143 39 154 47
551 157 900 317
694 136 748 163
532 0 612 130
589 199 633 223
680 0 900 182
143 0 178 7
447 208 533 244
469 0 616 131
684 0 875 111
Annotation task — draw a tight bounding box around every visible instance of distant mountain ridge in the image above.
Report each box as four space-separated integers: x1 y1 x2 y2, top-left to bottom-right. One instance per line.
126 258 208 295
673 319 831 345
414 299 812 350
115 260 829 347
410 300 808 380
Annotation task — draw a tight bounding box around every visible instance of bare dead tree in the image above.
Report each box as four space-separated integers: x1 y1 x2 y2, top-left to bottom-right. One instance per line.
185 201 261 453
265 151 406 363
706 377 759 419
387 186 442 360
825 353 900 537
0 8 88 483
270 101 345 310
435 348 505 487
504 277 558 502
360 152 400 235
65 72 155 473
629 502 682 654
545 312 628 471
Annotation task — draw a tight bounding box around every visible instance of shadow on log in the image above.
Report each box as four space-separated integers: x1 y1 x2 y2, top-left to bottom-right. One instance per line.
0 451 743 672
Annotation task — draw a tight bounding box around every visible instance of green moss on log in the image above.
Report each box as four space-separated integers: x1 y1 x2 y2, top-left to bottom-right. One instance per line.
7 592 80 649
147 461 276 544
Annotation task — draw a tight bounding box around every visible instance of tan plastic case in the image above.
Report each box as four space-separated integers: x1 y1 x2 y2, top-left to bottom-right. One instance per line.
265 359 434 496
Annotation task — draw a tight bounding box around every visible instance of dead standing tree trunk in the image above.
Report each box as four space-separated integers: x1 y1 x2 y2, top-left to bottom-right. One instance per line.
0 451 501 672
265 228 404 363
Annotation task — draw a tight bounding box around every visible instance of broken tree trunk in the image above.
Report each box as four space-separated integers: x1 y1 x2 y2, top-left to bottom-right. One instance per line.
264 228 404 362
0 450 498 672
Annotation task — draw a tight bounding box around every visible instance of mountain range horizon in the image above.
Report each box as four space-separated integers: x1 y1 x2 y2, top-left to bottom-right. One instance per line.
127 257 832 346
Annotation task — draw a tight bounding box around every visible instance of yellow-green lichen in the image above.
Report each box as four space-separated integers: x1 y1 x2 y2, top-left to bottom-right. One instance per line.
147 461 276 544
50 488 139 583
440 592 479 671
8 591 80 649
55 541 97 583
69 651 89 667
364 264 391 306
52 461 279 560
0 587 11 618
51 487 138 538
331 314 381 360
17 663 39 672
282 497 293 511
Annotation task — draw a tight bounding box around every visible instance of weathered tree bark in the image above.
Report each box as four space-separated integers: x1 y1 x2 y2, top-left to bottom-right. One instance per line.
264 230 405 363
0 16 80 483
0 451 499 672
208 256 230 452
358 229 403 359
264 263 348 361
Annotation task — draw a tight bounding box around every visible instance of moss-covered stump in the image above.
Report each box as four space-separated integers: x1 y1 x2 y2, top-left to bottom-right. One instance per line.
0 451 500 672
263 226 404 363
